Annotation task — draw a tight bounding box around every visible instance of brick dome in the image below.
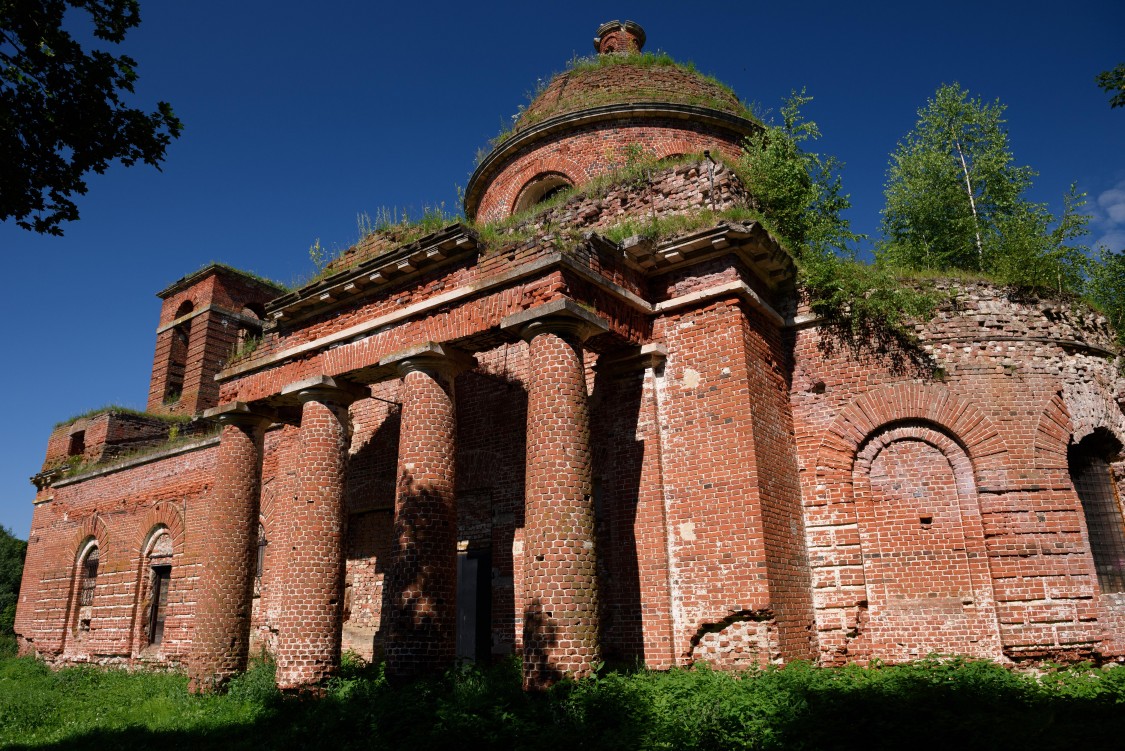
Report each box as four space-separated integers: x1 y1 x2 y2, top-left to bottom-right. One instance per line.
465 21 759 223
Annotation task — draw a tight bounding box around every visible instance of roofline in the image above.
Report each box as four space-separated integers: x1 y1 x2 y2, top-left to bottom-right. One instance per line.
156 263 289 300
465 102 760 219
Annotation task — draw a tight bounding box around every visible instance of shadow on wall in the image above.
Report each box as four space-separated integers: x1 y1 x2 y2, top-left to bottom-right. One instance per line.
380 472 456 679
521 597 560 688
590 362 647 666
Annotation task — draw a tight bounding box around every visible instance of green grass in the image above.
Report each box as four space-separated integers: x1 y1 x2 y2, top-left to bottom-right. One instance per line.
1 654 1124 750
53 406 193 430
483 51 758 153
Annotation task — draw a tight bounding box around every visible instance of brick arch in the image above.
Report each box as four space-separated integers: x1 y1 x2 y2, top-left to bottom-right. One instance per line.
129 509 183 657
808 383 1009 663
137 502 186 556
1034 392 1073 471
850 422 1001 661
61 515 111 654
1034 389 1125 470
69 514 111 565
492 153 587 218
815 383 1011 495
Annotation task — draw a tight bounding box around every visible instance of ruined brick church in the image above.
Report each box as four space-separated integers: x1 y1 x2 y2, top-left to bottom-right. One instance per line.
14 22 1125 691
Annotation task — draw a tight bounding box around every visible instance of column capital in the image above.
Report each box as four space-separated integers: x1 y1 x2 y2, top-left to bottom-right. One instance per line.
594 343 668 375
203 401 276 428
280 375 367 406
500 298 609 344
379 342 476 379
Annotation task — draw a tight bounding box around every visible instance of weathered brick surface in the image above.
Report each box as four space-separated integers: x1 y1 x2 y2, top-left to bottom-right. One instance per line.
189 416 267 692
15 26 1125 692
793 284 1125 664
522 328 600 687
274 392 351 689
384 365 459 679
474 124 746 223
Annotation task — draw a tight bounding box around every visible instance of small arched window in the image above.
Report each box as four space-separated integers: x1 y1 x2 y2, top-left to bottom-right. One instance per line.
256 523 267 580
78 546 99 607
1070 430 1125 593
513 172 573 215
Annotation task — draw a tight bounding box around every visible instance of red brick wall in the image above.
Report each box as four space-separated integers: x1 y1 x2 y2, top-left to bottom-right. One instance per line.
16 442 215 666
148 269 283 416
474 122 745 223
793 284 1125 664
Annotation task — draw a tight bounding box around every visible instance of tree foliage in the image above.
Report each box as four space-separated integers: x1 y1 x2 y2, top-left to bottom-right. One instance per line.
1087 246 1125 348
0 526 26 635
1096 63 1125 109
0 0 182 235
740 91 933 335
878 84 1090 293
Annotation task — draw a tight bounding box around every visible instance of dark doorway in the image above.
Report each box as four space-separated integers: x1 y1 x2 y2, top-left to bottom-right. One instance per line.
456 549 492 663
148 565 171 645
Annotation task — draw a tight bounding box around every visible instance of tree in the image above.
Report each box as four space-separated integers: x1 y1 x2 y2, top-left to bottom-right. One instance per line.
1087 247 1125 348
740 91 933 335
1096 63 1125 109
879 83 1089 292
0 526 26 636
1 0 182 235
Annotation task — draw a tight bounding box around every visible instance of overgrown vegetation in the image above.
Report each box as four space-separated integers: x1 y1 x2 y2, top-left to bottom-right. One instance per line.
0 527 26 654
53 405 193 430
739 90 937 337
875 82 1125 348
485 50 758 153
57 424 221 480
2 654 1124 749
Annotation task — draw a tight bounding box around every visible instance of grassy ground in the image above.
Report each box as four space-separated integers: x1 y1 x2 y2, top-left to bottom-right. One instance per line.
1 647 1124 750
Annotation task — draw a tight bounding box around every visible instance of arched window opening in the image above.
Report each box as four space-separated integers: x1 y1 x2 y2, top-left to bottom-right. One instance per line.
144 531 173 647
79 547 99 607
256 523 267 581
165 301 194 403
73 542 99 635
67 430 85 458
1069 430 1125 593
513 173 573 215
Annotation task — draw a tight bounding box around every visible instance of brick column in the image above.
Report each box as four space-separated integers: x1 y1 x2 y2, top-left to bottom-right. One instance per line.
380 343 473 679
189 402 273 693
502 300 609 688
275 376 360 690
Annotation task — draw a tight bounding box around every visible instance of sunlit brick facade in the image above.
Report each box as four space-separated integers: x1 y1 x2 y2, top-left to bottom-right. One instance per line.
14 22 1125 691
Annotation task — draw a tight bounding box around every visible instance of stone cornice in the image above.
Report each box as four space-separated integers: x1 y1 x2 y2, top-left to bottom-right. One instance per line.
156 263 286 300
51 435 221 488
216 227 788 384
265 224 480 326
155 304 265 335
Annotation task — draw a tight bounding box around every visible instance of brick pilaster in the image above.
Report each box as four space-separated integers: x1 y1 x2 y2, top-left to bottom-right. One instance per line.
274 378 360 690
188 403 272 693
380 344 472 679
502 300 608 688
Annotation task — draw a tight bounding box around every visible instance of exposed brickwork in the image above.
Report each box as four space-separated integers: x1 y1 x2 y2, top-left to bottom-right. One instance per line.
274 391 352 689
384 363 459 679
148 266 283 416
15 23 1125 694
474 124 746 223
520 325 600 687
188 415 268 692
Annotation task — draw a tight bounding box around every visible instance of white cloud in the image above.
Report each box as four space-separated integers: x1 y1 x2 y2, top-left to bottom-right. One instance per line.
1093 181 1125 251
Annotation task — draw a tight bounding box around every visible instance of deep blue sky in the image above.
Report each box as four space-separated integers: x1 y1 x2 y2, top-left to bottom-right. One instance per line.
1 1 1122 538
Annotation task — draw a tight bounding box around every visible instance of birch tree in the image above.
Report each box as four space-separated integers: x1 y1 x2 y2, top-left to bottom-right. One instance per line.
878 83 1089 292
